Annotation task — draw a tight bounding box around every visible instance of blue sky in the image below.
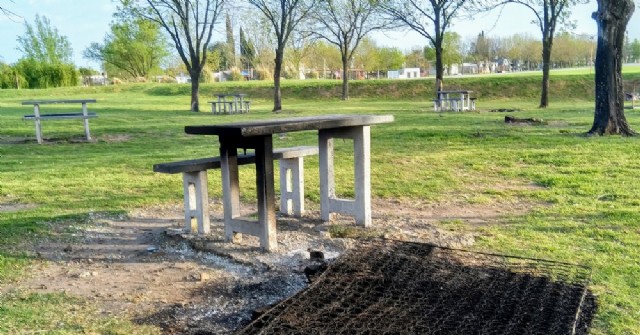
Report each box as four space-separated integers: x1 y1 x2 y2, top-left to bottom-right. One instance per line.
0 0 637 70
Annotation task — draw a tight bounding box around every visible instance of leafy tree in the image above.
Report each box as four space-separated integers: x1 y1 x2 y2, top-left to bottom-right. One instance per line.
312 0 391 100
285 30 314 80
14 59 78 88
377 47 404 71
121 0 225 112
207 42 226 72
225 13 236 68
83 17 169 79
240 27 257 72
630 38 640 62
380 0 471 93
588 0 635 136
0 62 27 89
247 0 318 112
306 40 342 78
17 14 73 64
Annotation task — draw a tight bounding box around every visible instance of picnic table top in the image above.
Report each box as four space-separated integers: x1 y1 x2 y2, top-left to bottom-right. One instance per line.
185 114 394 137
214 93 248 97
21 99 97 105
437 90 472 94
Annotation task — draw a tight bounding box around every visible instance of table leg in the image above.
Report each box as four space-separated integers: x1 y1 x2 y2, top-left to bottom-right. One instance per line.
220 135 277 251
220 143 242 243
319 130 335 222
254 136 277 250
82 102 92 141
319 126 372 227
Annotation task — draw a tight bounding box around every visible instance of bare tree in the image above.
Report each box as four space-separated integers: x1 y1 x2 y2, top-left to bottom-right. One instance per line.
380 0 471 95
588 0 635 136
480 0 586 107
247 0 317 112
312 0 391 100
121 0 224 112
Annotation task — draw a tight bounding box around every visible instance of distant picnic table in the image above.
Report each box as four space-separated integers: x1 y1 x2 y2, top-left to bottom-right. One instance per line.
433 90 476 112
22 99 97 144
209 93 250 114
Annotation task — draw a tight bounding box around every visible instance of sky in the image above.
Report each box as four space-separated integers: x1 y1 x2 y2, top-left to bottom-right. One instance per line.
0 0 638 70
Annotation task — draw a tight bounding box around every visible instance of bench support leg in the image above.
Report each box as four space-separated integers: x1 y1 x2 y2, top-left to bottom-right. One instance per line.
81 102 92 141
34 104 43 144
319 126 371 227
182 171 210 234
279 157 304 217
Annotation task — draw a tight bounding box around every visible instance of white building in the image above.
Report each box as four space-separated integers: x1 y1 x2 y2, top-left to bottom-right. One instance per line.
387 68 421 79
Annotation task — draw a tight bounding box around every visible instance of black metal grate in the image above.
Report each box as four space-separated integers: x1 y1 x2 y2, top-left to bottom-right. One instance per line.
236 239 597 335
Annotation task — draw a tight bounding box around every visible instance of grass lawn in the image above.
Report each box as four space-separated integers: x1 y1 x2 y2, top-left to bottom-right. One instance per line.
0 76 639 334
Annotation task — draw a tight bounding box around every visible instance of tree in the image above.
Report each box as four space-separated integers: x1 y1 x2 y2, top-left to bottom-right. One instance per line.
83 17 169 79
588 0 635 136
630 39 640 63
225 13 237 68
312 0 390 100
285 30 314 80
239 27 257 73
121 0 225 112
484 0 587 107
380 0 471 94
17 14 73 64
425 31 462 75
247 0 317 112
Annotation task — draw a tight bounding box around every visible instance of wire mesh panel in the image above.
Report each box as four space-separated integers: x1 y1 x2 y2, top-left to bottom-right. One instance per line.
236 239 597 335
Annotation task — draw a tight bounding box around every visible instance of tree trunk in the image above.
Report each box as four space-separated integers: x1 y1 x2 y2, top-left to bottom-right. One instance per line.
189 68 201 112
341 54 349 100
435 44 444 97
539 39 552 108
588 0 635 136
273 48 284 112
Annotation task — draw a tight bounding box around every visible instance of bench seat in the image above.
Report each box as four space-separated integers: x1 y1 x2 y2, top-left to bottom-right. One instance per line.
23 112 97 120
154 146 319 234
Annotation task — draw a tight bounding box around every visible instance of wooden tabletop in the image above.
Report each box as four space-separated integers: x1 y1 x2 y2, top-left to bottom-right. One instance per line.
21 99 97 105
185 114 394 137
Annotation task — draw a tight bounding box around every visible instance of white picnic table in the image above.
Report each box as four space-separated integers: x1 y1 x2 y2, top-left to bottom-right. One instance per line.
210 93 249 114
433 90 475 112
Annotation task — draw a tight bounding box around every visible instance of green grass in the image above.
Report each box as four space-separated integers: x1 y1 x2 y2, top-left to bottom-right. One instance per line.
1 75 640 333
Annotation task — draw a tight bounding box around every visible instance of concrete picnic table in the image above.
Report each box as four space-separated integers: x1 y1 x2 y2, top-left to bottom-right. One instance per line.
185 114 394 251
434 90 475 112
211 93 249 114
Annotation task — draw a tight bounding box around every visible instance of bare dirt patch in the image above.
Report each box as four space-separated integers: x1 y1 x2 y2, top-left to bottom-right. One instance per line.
5 197 542 334
0 203 37 212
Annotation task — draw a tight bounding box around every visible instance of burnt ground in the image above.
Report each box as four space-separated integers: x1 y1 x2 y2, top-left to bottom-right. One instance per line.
237 240 597 335
1 196 571 334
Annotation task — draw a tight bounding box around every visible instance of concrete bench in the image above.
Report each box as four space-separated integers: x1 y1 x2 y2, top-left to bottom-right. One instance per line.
153 146 319 234
22 99 97 144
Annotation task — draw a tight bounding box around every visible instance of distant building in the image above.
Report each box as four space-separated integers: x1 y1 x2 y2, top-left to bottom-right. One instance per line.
387 68 421 79
175 73 191 84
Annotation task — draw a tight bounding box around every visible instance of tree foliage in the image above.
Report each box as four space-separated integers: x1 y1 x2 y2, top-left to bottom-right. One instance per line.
17 14 73 64
13 14 77 88
83 17 168 79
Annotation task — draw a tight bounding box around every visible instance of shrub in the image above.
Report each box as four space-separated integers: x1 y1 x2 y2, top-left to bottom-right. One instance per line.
228 68 245 82
14 59 79 88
